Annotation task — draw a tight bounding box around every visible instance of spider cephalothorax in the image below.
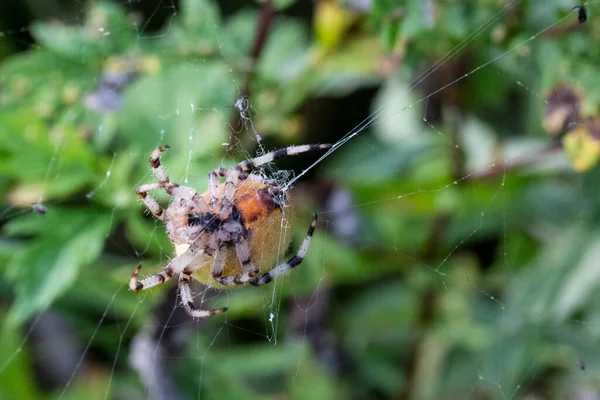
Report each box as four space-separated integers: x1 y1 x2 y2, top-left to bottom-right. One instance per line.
130 143 331 318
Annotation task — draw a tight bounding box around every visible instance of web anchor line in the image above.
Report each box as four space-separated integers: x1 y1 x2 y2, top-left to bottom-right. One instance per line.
283 6 576 190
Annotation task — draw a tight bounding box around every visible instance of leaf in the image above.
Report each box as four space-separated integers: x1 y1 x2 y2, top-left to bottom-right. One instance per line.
259 17 309 83
562 117 600 172
30 2 134 60
288 354 342 400
5 211 110 326
31 22 101 59
0 50 92 111
502 226 591 330
401 0 431 39
180 0 221 36
0 320 41 400
554 235 600 320
372 73 426 146
308 35 384 96
221 10 257 59
442 4 468 39
314 0 355 51
324 134 438 186
381 18 401 51
0 113 97 200
269 0 298 10
118 62 232 153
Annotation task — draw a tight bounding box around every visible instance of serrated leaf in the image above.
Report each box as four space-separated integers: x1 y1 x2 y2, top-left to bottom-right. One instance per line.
6 212 110 326
0 113 97 200
0 50 92 112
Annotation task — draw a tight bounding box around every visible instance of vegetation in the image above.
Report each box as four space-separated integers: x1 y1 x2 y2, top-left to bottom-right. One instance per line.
1 1 600 399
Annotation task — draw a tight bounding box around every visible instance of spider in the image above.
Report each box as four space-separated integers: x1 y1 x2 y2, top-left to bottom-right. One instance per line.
130 143 331 318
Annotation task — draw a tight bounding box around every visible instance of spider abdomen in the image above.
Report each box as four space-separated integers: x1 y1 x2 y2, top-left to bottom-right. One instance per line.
189 181 294 289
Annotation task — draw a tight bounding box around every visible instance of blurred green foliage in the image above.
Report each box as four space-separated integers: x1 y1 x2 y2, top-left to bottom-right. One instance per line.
1 0 600 399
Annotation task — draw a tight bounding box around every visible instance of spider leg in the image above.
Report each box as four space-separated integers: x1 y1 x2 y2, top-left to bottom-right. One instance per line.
208 168 277 204
221 170 239 215
190 192 210 213
129 264 173 292
212 168 275 184
136 182 196 220
135 183 166 221
210 169 244 219
235 144 332 172
208 168 227 202
214 240 259 286
209 246 228 280
150 145 171 184
218 169 280 220
252 213 318 286
129 248 208 292
179 272 228 318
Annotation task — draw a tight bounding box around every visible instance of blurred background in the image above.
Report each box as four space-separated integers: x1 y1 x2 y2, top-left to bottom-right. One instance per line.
1 0 600 399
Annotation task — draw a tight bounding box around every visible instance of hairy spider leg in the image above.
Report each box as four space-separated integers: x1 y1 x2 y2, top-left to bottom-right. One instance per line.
214 240 260 286
209 246 229 279
149 145 171 184
136 145 175 220
208 167 225 204
235 144 332 172
179 272 228 318
138 146 209 220
129 248 205 292
148 145 187 196
208 167 276 201
219 169 239 219
253 213 318 286
136 183 166 220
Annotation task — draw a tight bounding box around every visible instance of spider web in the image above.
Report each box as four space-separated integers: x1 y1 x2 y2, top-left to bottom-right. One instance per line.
0 1 598 399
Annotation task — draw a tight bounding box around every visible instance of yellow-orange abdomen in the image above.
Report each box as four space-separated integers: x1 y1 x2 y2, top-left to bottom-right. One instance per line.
189 181 293 289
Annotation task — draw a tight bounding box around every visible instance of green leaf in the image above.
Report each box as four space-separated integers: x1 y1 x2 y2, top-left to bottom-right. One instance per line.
30 2 135 60
402 0 430 39
554 235 600 320
0 50 93 111
502 226 592 329
0 113 97 201
259 17 309 83
118 62 232 153
180 0 221 36
0 321 41 400
271 0 297 10
5 211 110 326
381 19 401 51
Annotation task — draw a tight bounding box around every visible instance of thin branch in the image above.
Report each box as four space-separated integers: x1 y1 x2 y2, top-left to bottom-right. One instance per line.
227 1 276 154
